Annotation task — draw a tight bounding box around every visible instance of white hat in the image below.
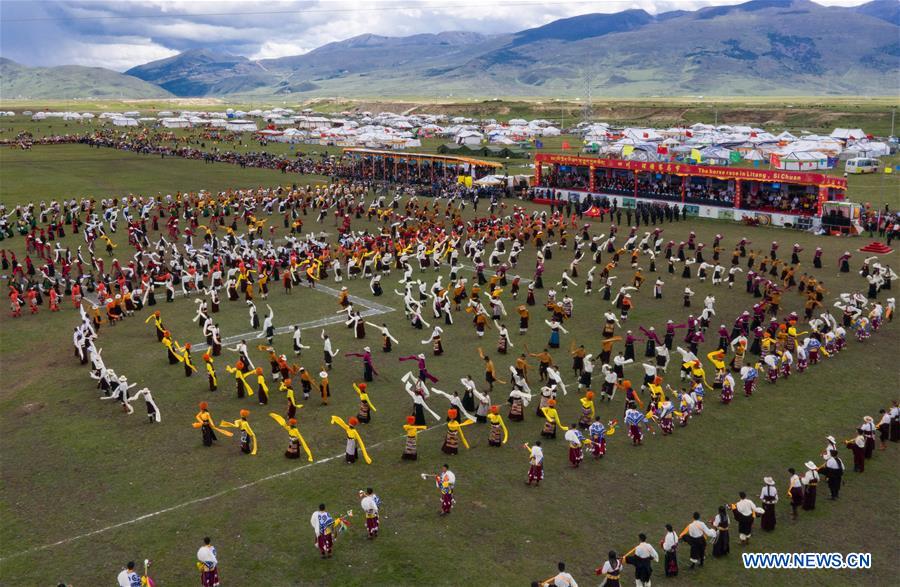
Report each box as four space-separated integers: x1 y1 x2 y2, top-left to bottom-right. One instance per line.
805 461 817 470
864 416 874 423
763 477 775 485
363 346 371 352
826 435 836 444
319 371 328 379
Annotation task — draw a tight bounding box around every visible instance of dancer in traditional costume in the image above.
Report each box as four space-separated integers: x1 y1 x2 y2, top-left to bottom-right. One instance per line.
128 387 160 423
432 465 456 515
624 534 659 587
577 391 595 429
402 416 427 460
820 449 845 499
730 492 764 545
564 426 590 468
330 415 372 464
679 512 716 568
193 402 230 446
346 347 378 382
220 409 257 455
204 354 218 392
787 468 803 518
359 488 381 539
486 405 508 447
801 461 819 510
625 407 650 445
711 506 730 558
442 410 474 454
759 477 778 531
310 504 335 558
845 429 866 472
661 524 679 578
351 382 376 423
270 413 313 461
524 441 544 485
197 537 220 587
540 399 567 439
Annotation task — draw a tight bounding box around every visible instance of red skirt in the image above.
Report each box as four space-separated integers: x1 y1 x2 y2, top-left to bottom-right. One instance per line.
441 492 454 513
628 424 643 444
317 533 334 554
568 446 583 467
591 437 606 457
366 514 379 537
528 463 543 482
201 568 220 587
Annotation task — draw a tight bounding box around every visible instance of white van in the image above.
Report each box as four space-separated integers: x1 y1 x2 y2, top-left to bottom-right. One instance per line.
845 157 880 174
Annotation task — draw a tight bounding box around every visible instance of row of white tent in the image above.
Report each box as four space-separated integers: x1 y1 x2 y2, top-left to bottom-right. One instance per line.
17 109 893 162
575 122 890 170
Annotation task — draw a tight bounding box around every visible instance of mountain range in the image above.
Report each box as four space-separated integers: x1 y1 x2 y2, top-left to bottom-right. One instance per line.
2 0 898 100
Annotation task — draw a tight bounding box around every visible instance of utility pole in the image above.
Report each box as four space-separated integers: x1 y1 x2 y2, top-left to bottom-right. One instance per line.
891 108 896 137
582 68 594 124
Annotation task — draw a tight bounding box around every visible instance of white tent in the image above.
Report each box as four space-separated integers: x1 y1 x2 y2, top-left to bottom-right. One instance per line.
773 151 829 171
474 175 504 186
226 120 258 132
455 130 483 146
830 128 866 141
112 117 138 127
743 149 766 161
161 118 190 129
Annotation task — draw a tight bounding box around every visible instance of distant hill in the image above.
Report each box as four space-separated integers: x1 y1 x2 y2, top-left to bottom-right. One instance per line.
0 58 173 100
9 0 900 99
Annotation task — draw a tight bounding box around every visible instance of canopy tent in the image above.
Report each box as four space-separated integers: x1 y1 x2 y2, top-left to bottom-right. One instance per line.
771 151 830 171
473 175 504 186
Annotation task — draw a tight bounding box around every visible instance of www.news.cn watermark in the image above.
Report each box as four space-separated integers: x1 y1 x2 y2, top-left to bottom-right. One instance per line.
743 552 872 569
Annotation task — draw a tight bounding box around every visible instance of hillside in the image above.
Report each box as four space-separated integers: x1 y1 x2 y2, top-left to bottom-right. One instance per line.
0 59 173 100
11 0 900 99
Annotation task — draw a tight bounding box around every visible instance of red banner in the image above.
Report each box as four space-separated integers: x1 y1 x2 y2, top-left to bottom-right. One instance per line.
535 153 846 190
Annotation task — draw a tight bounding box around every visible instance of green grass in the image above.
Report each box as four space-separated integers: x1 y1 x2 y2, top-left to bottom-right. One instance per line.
1 126 897 211
0 141 898 587
0 145 323 203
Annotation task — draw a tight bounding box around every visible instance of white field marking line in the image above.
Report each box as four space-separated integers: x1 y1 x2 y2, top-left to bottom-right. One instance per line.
0 424 444 562
192 281 396 351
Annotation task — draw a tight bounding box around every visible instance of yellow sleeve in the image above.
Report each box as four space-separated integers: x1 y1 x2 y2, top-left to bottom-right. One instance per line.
354 430 372 464
500 416 509 444
295 429 314 462
457 425 470 450
240 373 254 396
330 415 350 432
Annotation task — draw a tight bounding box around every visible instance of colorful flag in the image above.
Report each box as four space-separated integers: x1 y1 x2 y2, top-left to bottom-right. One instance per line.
535 139 543 149
562 141 571 150
885 166 893 174
657 145 668 155
690 149 702 162
622 145 634 157
729 151 741 163
770 154 781 168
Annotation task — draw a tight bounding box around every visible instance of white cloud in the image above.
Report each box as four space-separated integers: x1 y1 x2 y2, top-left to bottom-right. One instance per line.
0 0 879 70
66 41 180 71
249 41 314 60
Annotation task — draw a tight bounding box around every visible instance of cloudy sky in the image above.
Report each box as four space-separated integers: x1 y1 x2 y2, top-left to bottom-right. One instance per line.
0 0 871 71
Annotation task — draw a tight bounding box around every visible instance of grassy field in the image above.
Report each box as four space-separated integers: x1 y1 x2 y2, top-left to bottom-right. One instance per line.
0 145 325 203
0 140 898 586
2 116 899 210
